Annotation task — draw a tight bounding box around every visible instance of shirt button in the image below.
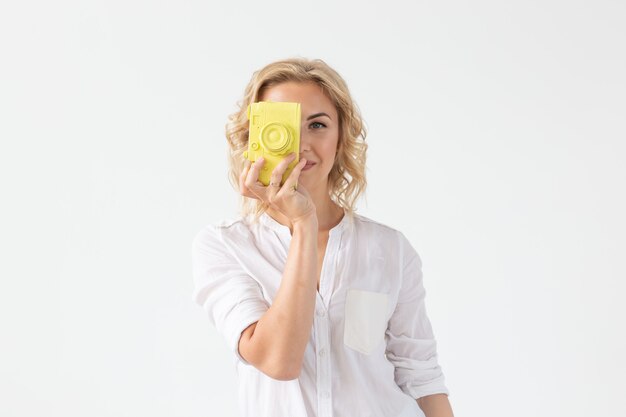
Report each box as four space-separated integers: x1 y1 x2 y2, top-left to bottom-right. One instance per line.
321 391 330 399
316 309 326 317
319 348 326 357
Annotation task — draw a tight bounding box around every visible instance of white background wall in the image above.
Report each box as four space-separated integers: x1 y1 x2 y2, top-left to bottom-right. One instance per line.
1 1 625 416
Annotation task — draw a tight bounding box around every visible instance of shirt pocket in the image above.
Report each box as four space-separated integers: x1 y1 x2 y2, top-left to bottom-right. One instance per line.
343 288 389 355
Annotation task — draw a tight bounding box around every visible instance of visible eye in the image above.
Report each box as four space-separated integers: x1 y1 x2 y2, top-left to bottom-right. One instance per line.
309 121 326 129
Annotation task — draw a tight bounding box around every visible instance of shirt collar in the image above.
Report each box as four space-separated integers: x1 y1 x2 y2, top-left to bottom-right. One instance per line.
259 209 353 238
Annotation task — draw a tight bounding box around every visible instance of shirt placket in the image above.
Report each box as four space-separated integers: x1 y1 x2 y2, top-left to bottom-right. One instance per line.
315 228 341 417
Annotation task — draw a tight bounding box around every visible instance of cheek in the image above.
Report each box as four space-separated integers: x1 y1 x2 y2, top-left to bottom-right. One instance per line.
323 129 340 156
321 141 338 162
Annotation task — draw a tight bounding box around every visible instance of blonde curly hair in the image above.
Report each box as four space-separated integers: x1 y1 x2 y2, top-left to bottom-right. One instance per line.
225 57 368 223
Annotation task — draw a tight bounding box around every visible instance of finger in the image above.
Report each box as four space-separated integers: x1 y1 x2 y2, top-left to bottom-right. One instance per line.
243 159 268 201
244 158 266 190
276 158 307 199
265 153 296 202
239 160 254 195
266 175 281 202
239 165 249 192
269 152 297 186
239 160 251 185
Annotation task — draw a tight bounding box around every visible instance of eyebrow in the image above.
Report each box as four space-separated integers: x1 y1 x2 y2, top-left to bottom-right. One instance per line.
306 112 332 121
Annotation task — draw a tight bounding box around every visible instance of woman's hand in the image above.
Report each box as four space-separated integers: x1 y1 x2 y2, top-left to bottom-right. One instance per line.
239 152 316 225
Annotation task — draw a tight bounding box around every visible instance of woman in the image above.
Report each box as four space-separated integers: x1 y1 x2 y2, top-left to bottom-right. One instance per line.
192 58 454 417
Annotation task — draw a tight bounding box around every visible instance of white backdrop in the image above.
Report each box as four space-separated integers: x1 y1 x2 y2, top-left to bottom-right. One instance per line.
1 1 625 416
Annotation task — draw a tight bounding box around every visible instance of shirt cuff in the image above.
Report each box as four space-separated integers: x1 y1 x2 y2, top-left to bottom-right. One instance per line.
396 370 450 400
226 302 268 366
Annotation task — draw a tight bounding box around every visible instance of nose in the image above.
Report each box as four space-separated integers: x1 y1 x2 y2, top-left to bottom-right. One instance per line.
298 130 312 154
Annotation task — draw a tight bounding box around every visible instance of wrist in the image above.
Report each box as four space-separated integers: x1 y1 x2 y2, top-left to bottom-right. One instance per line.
291 210 318 233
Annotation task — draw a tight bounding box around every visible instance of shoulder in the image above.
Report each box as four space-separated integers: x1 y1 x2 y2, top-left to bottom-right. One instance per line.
352 213 404 240
192 216 255 252
352 213 419 262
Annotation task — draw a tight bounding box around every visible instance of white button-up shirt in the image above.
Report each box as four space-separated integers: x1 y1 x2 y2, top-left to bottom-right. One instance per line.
192 211 449 417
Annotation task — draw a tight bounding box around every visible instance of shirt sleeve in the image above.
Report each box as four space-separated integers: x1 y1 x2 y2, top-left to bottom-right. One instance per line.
191 225 270 365
385 232 450 399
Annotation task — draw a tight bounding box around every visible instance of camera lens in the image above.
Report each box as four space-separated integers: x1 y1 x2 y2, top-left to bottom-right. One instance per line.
260 122 292 153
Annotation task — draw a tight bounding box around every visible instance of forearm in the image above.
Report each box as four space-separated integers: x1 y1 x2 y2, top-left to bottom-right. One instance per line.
248 216 318 379
417 394 454 417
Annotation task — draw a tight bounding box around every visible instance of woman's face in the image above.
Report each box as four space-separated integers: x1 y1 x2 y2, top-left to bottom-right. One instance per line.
258 81 339 193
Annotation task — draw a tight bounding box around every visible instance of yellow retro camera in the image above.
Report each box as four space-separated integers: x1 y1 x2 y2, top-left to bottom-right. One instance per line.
244 101 301 187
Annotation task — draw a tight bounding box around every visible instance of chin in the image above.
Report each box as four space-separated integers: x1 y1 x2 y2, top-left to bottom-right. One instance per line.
297 175 328 189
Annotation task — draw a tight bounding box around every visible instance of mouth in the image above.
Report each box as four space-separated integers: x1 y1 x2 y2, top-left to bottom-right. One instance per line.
302 161 316 171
